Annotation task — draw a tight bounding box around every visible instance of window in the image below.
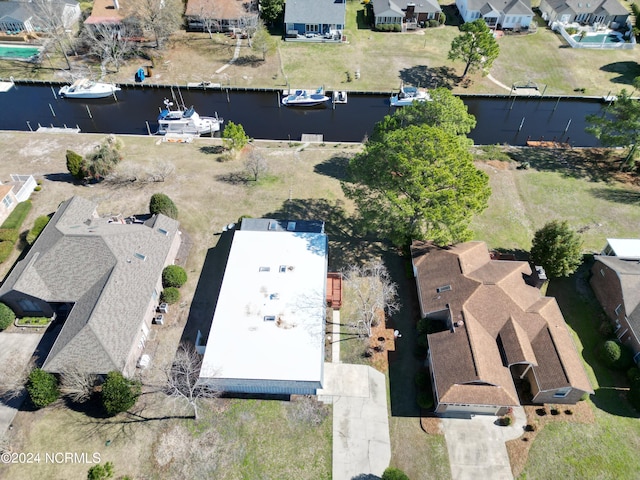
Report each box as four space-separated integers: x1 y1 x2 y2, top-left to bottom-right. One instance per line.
268 221 277 231
18 298 42 314
2 195 13 209
259 266 270 272
553 387 571 398
279 265 287 273
305 24 319 33
263 315 276 322
615 304 622 316
134 252 147 261
287 221 296 231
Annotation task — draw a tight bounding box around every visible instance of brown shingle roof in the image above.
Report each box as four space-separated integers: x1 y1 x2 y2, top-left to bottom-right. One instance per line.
411 240 593 409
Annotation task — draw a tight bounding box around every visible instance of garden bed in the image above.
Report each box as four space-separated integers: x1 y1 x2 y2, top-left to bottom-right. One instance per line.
15 316 52 328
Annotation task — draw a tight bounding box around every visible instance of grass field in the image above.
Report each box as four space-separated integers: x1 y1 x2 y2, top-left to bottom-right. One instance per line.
1 1 639 97
0 132 639 479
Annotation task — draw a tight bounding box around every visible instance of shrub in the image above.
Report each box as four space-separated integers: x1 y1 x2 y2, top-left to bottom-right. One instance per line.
428 19 439 27
0 200 32 230
162 265 187 288
438 12 446 24
66 149 85 180
566 26 578 34
101 371 141 416
34 186 42 192
27 368 60 408
222 121 249 152
627 367 640 384
501 415 513 426
26 215 50 245
149 193 178 219
0 228 19 243
417 391 434 409
598 320 614 338
599 339 633 370
0 241 13 263
87 461 114 480
161 287 180 304
382 467 410 480
417 317 430 335
0 302 15 330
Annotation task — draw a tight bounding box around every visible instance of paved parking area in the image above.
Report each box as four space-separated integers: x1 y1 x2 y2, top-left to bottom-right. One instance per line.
0 332 42 435
440 407 526 480
318 363 391 480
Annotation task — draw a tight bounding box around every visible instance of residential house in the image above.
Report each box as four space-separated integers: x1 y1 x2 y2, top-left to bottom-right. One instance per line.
456 0 533 29
371 0 442 29
185 0 258 33
539 0 629 27
198 218 327 395
0 196 182 377
84 0 125 28
284 0 346 40
0 0 80 33
590 239 640 364
411 240 593 416
0 174 36 225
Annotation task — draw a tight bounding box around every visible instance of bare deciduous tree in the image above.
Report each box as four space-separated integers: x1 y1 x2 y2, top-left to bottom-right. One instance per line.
29 0 77 69
125 0 182 48
191 1 219 39
243 147 268 181
59 366 98 403
79 22 136 73
164 343 220 420
0 356 36 401
343 260 400 338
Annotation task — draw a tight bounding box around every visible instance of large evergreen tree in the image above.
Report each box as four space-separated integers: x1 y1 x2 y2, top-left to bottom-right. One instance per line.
448 19 500 78
343 124 491 246
530 220 582 277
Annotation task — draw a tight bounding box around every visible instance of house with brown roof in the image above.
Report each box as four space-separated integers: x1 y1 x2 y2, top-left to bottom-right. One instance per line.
411 240 593 416
590 239 640 364
185 0 258 32
84 0 125 27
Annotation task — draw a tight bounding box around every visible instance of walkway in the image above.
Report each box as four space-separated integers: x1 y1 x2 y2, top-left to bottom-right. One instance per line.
318 362 391 480
215 35 242 75
440 407 527 480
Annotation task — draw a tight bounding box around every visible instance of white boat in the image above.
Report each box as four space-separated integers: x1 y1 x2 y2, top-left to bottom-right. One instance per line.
332 90 348 104
156 99 223 136
282 87 330 107
390 86 431 107
59 78 121 99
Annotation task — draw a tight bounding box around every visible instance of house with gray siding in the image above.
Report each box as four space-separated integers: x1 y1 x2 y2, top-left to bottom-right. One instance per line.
0 196 181 377
284 0 346 40
456 0 533 29
0 0 80 33
371 0 442 29
198 218 327 395
539 0 629 27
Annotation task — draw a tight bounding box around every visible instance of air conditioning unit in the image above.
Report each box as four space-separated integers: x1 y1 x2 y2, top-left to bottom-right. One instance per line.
153 314 164 325
157 303 169 314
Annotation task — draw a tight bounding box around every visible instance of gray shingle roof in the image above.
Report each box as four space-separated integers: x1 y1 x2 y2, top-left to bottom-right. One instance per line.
284 0 347 25
543 0 628 15
467 0 533 15
0 196 180 375
371 0 441 15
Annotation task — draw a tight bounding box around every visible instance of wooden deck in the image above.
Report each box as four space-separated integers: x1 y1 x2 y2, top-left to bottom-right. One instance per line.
326 272 342 309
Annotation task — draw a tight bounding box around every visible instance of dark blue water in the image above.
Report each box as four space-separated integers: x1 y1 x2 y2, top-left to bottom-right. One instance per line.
0 83 604 146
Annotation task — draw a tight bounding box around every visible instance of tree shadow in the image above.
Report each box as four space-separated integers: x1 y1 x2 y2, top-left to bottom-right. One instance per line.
199 145 225 155
233 55 264 67
262 198 383 269
591 387 640 418
351 474 381 480
441 3 463 26
44 172 76 183
398 65 457 90
356 8 373 30
599 61 640 85
313 155 351 181
508 147 621 183
590 186 640 205
215 171 249 185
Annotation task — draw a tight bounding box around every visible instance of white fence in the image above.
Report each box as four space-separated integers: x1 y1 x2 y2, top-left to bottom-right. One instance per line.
10 174 36 202
553 23 636 49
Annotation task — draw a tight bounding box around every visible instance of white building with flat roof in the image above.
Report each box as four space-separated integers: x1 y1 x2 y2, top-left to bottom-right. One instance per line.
602 238 640 261
198 219 327 395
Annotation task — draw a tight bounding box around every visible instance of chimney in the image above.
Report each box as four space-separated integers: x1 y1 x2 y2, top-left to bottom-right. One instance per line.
525 265 548 289
113 0 119 9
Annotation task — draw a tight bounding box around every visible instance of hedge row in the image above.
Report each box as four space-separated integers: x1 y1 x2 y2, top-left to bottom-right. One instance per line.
0 200 32 263
26 215 50 245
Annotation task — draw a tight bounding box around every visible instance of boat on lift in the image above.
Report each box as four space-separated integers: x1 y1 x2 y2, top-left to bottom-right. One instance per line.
156 98 223 135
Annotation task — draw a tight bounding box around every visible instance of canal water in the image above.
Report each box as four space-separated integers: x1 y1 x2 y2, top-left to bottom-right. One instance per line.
0 83 605 146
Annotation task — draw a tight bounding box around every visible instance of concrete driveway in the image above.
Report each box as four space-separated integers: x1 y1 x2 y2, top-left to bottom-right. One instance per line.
318 363 391 480
440 407 526 480
0 332 42 435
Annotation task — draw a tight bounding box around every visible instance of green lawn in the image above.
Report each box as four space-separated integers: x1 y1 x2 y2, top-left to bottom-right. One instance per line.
519 272 640 479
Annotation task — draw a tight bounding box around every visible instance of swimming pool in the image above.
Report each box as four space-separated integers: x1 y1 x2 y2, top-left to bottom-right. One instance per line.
571 32 624 44
0 43 42 60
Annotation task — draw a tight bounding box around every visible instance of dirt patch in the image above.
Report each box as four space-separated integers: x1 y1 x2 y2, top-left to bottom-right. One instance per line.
506 401 595 478
369 314 396 374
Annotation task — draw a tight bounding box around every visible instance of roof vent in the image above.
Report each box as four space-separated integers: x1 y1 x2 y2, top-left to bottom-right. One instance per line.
268 221 277 231
455 320 464 328
264 315 276 322
436 285 451 293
